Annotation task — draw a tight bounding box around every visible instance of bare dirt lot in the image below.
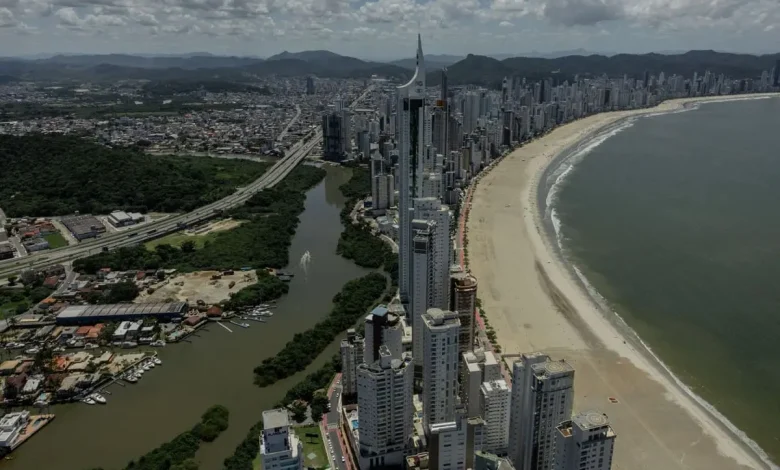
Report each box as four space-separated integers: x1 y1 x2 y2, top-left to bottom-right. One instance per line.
135 270 257 305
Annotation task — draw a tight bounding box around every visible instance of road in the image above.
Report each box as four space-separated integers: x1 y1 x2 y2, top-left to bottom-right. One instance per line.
277 105 301 142
0 87 372 279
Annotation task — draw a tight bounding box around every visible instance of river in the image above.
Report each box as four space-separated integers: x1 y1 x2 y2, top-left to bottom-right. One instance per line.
3 164 369 470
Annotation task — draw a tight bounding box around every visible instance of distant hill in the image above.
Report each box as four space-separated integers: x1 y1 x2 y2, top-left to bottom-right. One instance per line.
431 50 780 87
0 49 777 87
0 52 411 83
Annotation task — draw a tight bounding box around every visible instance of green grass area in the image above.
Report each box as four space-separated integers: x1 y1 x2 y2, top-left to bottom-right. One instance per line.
295 425 328 469
144 231 219 250
43 232 68 249
0 300 29 319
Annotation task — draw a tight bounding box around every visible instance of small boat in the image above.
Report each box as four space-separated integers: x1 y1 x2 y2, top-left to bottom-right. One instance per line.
82 397 96 405
84 343 98 350
134 368 145 376
90 393 107 404
152 357 162 365
150 340 166 347
125 375 138 383
53 346 65 353
145 361 155 369
229 320 250 328
24 347 40 355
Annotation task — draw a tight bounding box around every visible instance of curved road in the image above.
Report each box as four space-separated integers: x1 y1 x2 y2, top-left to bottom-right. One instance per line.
0 87 371 279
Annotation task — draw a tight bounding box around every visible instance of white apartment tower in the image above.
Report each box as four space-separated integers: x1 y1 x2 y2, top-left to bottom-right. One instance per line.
340 329 364 398
480 379 511 455
461 349 501 418
508 354 575 470
554 411 616 470
397 34 427 304
260 409 304 470
356 346 414 469
422 308 460 429
411 219 436 366
414 197 452 309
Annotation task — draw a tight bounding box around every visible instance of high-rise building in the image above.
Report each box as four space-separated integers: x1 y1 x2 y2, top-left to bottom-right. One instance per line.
555 411 616 470
322 111 348 161
340 329 364 399
461 349 501 418
480 379 511 455
508 354 574 470
463 91 481 134
260 409 304 470
306 76 315 95
422 308 460 429
501 77 512 106
411 219 436 366
397 34 427 305
356 346 414 469
450 268 478 356
364 304 405 364
414 197 451 310
773 60 780 87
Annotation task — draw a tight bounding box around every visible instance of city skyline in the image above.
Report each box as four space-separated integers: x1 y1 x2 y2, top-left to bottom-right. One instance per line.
1 0 779 57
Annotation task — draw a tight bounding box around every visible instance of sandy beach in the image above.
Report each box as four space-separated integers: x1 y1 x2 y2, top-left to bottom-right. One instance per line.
466 93 779 470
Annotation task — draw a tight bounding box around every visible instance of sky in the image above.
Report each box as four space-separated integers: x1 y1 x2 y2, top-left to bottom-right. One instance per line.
0 0 778 59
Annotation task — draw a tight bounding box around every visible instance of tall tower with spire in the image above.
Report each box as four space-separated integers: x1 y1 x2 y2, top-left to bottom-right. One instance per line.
397 34 427 305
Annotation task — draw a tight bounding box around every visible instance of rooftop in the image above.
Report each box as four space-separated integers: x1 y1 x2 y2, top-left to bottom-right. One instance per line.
57 302 187 320
262 408 290 430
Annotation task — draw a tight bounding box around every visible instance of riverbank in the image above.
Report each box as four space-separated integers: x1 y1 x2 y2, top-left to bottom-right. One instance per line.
467 93 778 470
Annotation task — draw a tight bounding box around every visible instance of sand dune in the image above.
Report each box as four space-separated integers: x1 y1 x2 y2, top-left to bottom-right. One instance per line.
466 94 779 470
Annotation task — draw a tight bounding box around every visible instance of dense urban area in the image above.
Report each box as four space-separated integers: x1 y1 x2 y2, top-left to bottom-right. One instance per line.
0 39 778 470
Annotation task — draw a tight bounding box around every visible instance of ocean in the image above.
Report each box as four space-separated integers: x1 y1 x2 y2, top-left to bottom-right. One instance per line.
550 97 780 466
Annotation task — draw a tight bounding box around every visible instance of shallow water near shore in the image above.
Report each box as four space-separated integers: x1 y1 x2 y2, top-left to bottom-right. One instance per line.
551 97 780 465
2 164 369 470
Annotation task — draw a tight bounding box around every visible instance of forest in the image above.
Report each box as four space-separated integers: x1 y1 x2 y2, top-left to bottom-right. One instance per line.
252 272 387 387
73 166 326 274
0 134 269 217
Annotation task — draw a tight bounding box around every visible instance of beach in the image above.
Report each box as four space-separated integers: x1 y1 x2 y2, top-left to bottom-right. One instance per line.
466 94 779 470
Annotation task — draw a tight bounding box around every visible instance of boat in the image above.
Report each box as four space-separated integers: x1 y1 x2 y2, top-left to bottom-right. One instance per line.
229 320 250 328
24 347 40 355
82 397 96 405
125 375 138 383
84 343 98 350
145 361 155 369
90 393 107 404
152 357 162 365
134 368 144 376
150 340 166 347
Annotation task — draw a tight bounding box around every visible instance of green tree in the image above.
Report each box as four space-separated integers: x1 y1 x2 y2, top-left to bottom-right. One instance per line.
6 276 16 286
180 240 196 253
290 401 307 423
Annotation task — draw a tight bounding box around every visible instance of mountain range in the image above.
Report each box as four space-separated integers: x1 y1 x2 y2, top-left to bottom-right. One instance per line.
0 49 777 88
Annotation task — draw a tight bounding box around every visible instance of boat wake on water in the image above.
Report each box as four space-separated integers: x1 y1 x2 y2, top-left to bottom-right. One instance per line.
299 250 312 278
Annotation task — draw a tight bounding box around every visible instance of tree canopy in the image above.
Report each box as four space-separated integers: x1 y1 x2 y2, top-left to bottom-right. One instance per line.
0 134 269 217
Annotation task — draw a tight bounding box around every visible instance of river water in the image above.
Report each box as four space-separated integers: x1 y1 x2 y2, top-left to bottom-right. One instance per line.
552 97 780 465
4 164 369 470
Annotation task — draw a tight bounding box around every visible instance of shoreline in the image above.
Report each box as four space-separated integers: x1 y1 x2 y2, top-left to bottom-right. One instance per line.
467 92 779 470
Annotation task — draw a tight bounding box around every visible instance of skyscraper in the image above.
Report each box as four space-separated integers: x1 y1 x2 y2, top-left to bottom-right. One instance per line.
508 354 574 470
322 112 347 161
480 379 511 455
356 346 414 469
555 411 616 470
450 268 478 357
397 34 427 305
340 329 364 399
364 305 405 364
306 76 315 95
411 219 436 365
260 409 304 470
414 197 452 310
422 308 460 429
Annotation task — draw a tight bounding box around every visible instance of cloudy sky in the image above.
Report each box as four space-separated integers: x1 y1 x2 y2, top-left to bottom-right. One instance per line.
0 0 778 59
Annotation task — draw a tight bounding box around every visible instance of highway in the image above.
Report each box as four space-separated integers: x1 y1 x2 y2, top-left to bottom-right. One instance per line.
0 87 372 279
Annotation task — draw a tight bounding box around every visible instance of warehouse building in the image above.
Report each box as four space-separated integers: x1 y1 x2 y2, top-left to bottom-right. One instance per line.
56 302 188 326
61 215 107 241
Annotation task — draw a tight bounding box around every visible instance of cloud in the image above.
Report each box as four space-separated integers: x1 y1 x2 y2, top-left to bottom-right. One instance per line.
0 6 16 27
499 20 513 27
